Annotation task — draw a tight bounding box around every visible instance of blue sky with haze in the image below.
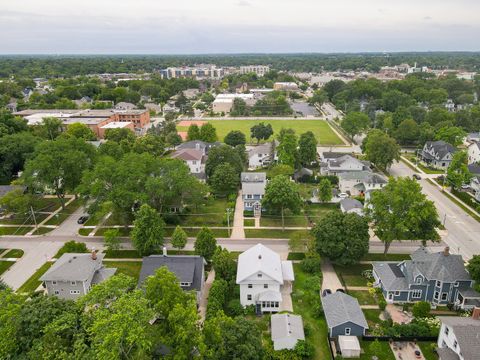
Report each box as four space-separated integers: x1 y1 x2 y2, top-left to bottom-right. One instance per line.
0 0 478 54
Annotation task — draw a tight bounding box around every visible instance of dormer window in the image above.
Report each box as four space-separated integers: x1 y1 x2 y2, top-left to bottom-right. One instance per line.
436 280 441 287
180 282 191 287
257 273 262 278
416 276 422 284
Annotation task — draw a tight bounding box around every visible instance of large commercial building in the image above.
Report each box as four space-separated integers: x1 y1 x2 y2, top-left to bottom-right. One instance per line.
212 93 256 113
15 109 150 138
159 65 224 79
239 65 270 77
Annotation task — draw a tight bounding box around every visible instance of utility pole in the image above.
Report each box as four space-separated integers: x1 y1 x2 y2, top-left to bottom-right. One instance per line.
30 206 37 230
226 208 232 236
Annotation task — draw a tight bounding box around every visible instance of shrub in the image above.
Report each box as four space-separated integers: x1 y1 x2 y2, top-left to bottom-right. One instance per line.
300 255 321 274
369 339 382 355
226 299 244 317
378 298 387 311
294 340 315 358
243 210 254 217
412 301 431 318
312 298 324 318
163 213 181 225
55 241 88 258
227 193 237 202
206 279 228 319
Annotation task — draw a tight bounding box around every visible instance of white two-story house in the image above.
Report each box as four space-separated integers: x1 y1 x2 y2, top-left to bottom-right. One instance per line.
320 154 370 176
467 141 480 165
436 313 480 360
247 141 278 169
236 244 294 314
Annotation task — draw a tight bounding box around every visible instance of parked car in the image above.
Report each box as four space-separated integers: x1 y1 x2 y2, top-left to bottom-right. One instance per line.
322 289 332 297
412 174 421 180
77 215 90 224
338 193 349 199
461 184 471 190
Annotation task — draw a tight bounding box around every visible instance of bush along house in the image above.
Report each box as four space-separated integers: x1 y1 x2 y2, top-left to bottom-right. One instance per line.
372 247 480 309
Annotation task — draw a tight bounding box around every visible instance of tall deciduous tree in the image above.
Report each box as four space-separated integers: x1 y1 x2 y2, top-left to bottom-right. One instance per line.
65 122 96 140
363 129 400 171
194 227 217 261
317 178 332 203
366 177 440 254
446 151 471 189
224 130 246 147
200 123 218 143
23 136 96 209
209 163 239 197
212 247 237 282
298 131 318 166
341 112 370 138
131 204 165 256
171 225 187 249
250 122 273 144
205 145 244 178
187 124 201 141
312 211 369 265
0 132 41 183
262 175 303 229
435 126 466 146
277 128 298 168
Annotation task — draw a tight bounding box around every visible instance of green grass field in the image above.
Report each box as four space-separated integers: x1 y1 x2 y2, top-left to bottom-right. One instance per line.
177 119 343 145
0 260 14 275
17 261 53 294
105 261 142 281
2 249 24 258
334 264 372 287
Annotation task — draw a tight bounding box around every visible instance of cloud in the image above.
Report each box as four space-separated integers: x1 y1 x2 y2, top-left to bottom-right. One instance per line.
424 16 433 20
236 0 252 7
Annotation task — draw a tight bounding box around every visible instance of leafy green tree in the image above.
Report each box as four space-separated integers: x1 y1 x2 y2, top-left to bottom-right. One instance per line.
205 145 244 178
212 247 237 282
0 132 41 183
104 127 136 144
250 122 273 144
447 151 471 189
341 112 370 138
313 211 369 265
363 129 401 171
412 301 431 318
79 274 136 310
56 240 89 258
23 136 96 209
366 177 440 254
323 79 346 100
131 204 165 256
33 117 63 140
0 189 40 216
0 289 23 357
65 122 96 140
395 119 420 145
89 291 154 359
194 227 217 261
277 129 298 168
166 132 183 147
104 228 121 251
317 178 332 203
230 98 249 116
209 163 239 197
224 130 246 147
298 131 318 166
132 133 165 157
262 175 303 229
187 124 201 141
467 255 480 283
0 110 28 135
435 126 466 146
369 339 383 355
171 225 188 249
200 123 218 142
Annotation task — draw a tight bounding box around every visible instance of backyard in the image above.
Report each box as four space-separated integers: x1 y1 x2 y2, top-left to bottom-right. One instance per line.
334 264 372 287
177 119 343 145
104 260 143 281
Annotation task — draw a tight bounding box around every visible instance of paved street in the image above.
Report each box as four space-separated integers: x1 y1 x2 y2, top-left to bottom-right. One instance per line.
390 160 480 260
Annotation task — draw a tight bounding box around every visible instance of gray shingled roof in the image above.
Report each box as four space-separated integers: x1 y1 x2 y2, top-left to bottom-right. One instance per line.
271 313 305 342
138 255 205 292
436 347 460 360
438 316 480 360
372 262 409 291
40 253 105 282
322 292 368 330
322 152 351 160
424 140 457 160
241 172 266 182
468 164 480 175
340 198 363 212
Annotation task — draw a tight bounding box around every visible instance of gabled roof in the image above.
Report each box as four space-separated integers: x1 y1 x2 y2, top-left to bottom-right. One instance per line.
340 198 363 212
322 292 368 330
468 164 480 175
424 141 457 159
329 155 365 168
322 152 351 160
40 253 104 282
171 148 204 161
138 255 205 292
438 316 480 360
271 314 305 343
241 172 266 182
176 140 221 154
236 244 290 284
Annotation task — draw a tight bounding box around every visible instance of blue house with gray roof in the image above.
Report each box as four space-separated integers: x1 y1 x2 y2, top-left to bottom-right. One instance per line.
373 247 480 309
322 291 368 337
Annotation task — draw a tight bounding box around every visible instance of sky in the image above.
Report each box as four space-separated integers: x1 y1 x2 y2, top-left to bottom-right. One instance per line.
0 0 479 54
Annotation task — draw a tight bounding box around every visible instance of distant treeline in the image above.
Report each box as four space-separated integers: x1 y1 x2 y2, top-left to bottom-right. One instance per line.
1 52 480 77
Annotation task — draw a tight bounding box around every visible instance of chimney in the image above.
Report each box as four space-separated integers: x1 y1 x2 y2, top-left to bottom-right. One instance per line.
443 247 450 256
472 307 480 320
91 250 97 261
163 247 167 257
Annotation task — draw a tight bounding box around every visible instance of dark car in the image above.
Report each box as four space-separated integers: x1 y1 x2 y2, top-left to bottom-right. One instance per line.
336 288 345 293
77 215 90 224
322 289 332 297
412 174 421 180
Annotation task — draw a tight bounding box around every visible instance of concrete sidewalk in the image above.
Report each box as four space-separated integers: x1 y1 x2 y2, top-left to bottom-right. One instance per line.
321 258 343 291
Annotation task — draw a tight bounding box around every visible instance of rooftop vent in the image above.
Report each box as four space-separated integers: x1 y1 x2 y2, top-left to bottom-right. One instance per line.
443 247 450 256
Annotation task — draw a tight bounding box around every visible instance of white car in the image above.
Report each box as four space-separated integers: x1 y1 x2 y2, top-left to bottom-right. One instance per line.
338 193 349 199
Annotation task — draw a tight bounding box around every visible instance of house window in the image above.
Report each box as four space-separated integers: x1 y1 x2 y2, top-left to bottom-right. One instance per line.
71 281 76 286
412 290 422 299
180 282 190 287
434 291 440 300
247 194 252 199
192 160 197 165
445 326 449 336
257 274 262 278
453 340 457 349
54 290 60 295
436 280 441 287
264 284 268 289
345 328 351 336
52 281 57 285
248 284 253 288
441 293 448 301
247 294 252 301
70 290 80 295
416 276 422 284
395 291 400 296
454 281 459 287
275 302 279 307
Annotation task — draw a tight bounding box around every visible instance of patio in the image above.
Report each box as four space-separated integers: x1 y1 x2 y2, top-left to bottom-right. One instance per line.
385 304 413 324
390 341 426 360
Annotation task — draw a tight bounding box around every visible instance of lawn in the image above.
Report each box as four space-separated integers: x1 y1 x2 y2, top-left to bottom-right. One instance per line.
260 212 309 227
363 309 383 329
178 198 229 227
43 198 82 226
0 226 33 236
0 197 63 225
304 203 339 224
359 340 395 360
404 155 444 174
177 119 343 145
292 264 331 360
348 290 377 305
244 219 255 227
418 342 438 360
95 227 132 236
0 260 14 275
17 261 54 294
32 227 53 235
334 264 372 287
165 227 230 238
78 228 92 236
2 249 24 258
245 229 302 239
105 261 142 281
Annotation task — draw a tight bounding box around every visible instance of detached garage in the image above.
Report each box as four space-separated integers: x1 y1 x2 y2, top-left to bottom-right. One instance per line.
338 336 361 358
